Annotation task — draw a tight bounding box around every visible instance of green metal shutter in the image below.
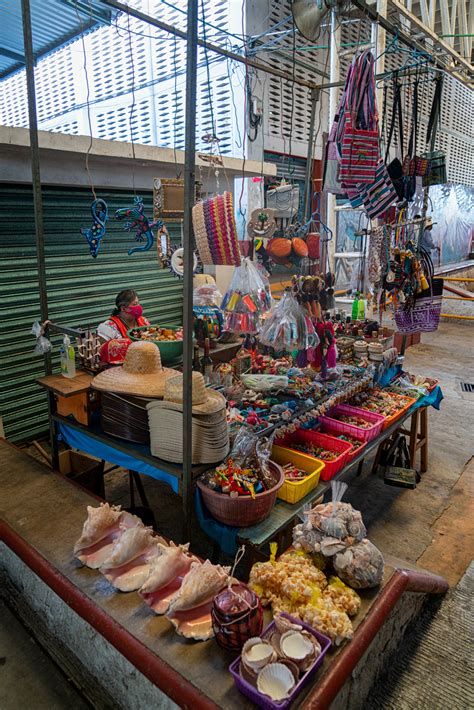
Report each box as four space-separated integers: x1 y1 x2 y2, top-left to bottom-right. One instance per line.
0 184 183 442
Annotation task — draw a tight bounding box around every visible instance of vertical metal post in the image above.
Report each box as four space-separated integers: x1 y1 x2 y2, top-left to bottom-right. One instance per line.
182 0 198 540
326 9 340 275
22 0 59 468
303 88 320 222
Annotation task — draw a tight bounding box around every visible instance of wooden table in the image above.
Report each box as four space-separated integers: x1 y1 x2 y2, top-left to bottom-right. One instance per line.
235 406 429 568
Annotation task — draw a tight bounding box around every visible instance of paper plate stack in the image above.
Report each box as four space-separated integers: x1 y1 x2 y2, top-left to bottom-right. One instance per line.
147 372 229 464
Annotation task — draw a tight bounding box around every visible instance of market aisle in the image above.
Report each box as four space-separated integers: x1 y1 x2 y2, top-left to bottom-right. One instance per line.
366 560 474 709
344 320 474 585
0 600 90 710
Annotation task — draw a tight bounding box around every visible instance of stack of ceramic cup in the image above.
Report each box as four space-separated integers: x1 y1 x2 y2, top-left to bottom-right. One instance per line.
353 339 369 359
147 372 229 464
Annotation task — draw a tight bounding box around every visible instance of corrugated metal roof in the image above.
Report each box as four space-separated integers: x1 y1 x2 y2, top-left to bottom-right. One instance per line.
0 0 112 79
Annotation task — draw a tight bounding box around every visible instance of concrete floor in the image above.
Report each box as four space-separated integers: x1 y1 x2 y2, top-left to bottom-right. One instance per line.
3 319 473 708
0 600 90 710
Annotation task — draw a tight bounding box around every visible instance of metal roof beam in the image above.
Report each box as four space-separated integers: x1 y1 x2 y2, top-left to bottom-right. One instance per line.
388 0 474 76
0 47 25 62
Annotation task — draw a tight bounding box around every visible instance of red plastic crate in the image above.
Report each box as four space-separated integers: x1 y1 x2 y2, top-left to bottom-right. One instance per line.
319 421 367 464
318 404 385 442
275 430 352 481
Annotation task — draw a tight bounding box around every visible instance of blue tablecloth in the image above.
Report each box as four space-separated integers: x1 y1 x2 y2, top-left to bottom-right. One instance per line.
57 421 179 493
378 364 443 410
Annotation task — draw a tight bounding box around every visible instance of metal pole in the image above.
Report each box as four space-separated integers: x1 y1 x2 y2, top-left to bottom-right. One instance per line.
21 0 59 468
182 0 198 541
326 9 340 275
303 88 320 221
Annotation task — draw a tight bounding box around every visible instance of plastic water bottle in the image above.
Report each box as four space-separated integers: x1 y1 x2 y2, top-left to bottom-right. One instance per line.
60 334 76 378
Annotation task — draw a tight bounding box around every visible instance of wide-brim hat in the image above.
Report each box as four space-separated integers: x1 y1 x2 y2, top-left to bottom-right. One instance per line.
149 371 226 415
91 341 180 397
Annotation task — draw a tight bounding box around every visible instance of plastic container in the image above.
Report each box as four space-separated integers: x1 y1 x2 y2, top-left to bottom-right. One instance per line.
357 392 416 431
318 404 385 442
229 612 331 710
275 430 352 481
318 422 367 464
196 461 284 528
271 445 324 504
127 325 183 365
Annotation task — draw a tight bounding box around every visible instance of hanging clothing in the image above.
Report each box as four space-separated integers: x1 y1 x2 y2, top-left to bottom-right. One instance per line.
97 314 149 341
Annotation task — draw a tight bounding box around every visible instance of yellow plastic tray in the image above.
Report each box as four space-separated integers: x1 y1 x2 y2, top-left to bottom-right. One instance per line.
271 445 324 504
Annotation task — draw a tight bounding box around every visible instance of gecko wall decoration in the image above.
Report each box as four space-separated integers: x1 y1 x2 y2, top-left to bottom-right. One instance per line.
115 196 159 255
80 199 109 258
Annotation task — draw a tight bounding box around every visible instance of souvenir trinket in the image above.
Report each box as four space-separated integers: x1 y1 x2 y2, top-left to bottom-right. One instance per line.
115 196 159 255
80 198 108 258
212 584 263 651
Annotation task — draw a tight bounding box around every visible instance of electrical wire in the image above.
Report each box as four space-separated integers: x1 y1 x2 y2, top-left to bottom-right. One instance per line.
75 0 97 200
126 12 137 194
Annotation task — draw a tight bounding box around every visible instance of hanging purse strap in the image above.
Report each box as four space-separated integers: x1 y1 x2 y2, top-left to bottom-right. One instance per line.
407 79 419 159
426 75 443 145
385 74 404 163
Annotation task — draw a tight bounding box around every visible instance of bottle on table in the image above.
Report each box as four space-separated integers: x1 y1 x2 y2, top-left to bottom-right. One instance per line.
193 344 201 372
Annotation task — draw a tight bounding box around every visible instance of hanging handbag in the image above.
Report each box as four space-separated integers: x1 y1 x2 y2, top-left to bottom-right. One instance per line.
384 76 416 201
422 76 447 186
338 51 380 186
394 248 443 334
323 61 355 195
358 159 398 219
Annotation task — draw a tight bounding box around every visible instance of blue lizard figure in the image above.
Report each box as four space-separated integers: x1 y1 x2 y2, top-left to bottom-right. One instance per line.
115 196 159 256
80 199 108 258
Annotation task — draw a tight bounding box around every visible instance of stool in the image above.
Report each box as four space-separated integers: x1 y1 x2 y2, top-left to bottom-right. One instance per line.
371 407 429 475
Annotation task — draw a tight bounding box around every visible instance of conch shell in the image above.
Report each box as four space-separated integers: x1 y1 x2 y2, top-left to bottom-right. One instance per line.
139 543 194 594
167 560 230 612
74 503 123 553
100 525 157 569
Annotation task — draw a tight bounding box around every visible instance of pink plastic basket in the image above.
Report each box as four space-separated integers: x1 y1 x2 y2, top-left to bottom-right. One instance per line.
319 421 367 464
229 612 331 710
318 404 385 443
275 430 352 481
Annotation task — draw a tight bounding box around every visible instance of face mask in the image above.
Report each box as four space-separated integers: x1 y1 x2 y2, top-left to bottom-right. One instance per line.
126 304 143 319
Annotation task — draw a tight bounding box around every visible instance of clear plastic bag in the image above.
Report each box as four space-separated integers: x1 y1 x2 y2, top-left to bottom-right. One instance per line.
259 290 317 352
221 257 272 334
31 321 52 355
333 539 384 588
193 283 223 307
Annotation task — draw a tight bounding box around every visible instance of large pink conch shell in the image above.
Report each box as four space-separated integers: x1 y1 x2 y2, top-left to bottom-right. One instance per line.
138 543 196 612
167 560 230 613
74 504 140 569
99 526 167 592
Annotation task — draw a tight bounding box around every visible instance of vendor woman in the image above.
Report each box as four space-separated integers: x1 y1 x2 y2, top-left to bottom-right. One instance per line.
97 289 149 341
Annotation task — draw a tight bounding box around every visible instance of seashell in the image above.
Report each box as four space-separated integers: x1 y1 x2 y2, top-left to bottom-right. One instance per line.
279 658 300 682
280 630 314 663
273 613 303 636
257 662 296 701
242 637 276 673
320 536 347 557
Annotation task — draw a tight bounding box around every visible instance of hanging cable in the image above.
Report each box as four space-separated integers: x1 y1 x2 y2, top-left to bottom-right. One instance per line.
75 0 97 200
126 12 137 195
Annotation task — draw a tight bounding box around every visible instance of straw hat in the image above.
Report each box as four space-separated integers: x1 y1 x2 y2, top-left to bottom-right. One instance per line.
91 341 180 397
152 371 226 415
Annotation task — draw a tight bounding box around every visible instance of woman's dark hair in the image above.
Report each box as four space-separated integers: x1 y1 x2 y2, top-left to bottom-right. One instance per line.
112 289 138 316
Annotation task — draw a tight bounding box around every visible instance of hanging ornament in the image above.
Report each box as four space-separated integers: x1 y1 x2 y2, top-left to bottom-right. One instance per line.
167 244 200 279
115 196 158 256
80 199 109 258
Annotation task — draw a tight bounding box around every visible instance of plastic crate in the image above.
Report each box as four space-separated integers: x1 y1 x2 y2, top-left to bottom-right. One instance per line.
366 392 417 430
275 430 352 481
318 421 367 464
271 445 324 504
318 404 385 442
229 612 331 710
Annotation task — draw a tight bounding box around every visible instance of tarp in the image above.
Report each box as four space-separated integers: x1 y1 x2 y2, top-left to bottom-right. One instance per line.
57 422 179 493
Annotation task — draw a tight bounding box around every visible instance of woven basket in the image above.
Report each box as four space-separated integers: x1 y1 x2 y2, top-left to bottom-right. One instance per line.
196 461 284 528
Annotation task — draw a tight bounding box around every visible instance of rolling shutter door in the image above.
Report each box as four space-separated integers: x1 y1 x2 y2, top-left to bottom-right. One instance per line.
0 184 183 442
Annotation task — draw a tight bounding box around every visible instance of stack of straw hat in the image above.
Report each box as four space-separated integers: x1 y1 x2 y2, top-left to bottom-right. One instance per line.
147 372 229 464
101 392 153 444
